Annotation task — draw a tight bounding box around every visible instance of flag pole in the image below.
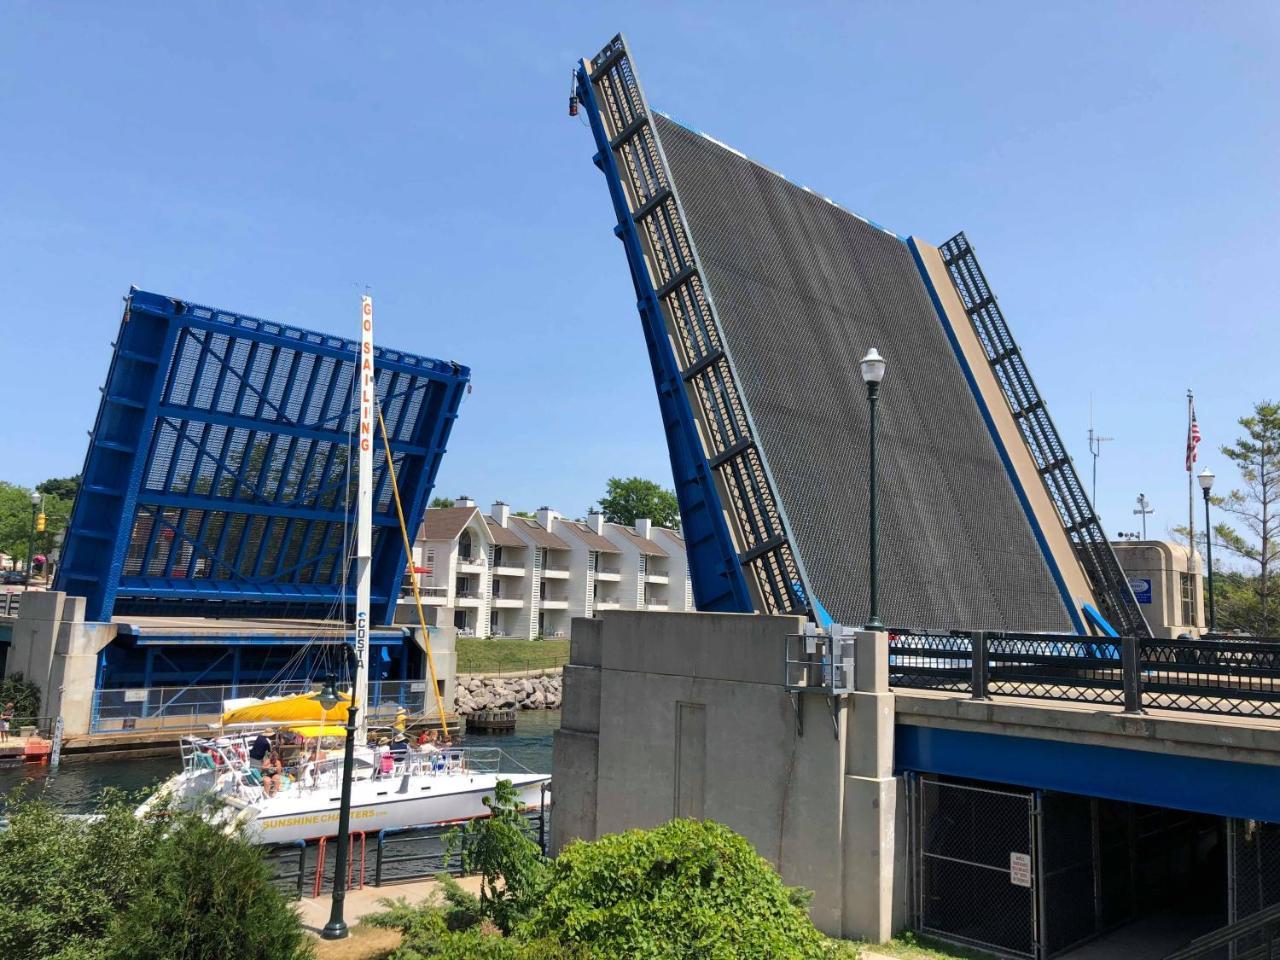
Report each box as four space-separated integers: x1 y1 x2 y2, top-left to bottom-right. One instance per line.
1187 388 1196 578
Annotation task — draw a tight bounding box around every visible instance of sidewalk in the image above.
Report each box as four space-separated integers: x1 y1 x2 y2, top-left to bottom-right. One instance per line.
300 880 483 957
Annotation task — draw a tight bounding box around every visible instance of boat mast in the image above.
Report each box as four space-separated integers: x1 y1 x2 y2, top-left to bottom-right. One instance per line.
354 294 375 744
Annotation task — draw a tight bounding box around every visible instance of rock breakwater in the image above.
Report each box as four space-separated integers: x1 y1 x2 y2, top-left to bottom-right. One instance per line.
454 672 561 715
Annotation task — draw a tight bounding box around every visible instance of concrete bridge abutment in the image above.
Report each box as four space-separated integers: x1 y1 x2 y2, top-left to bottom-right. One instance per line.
551 610 906 941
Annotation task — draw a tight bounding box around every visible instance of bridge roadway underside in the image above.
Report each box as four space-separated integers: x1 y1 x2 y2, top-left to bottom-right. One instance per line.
894 691 1280 823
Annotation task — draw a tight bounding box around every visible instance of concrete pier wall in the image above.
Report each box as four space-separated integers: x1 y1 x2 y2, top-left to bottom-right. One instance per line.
6 590 115 735
552 610 904 940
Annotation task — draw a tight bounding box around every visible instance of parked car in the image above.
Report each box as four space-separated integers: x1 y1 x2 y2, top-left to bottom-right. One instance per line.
1 570 28 585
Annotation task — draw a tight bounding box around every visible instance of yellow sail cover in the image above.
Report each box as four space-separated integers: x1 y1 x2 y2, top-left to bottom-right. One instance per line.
221 692 351 727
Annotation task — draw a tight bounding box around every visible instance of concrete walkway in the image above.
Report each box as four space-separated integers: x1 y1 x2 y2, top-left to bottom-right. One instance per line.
297 874 483 935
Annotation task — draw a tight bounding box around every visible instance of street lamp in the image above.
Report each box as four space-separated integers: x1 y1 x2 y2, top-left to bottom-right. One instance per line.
860 348 887 629
25 492 41 591
318 650 359 941
1198 468 1216 634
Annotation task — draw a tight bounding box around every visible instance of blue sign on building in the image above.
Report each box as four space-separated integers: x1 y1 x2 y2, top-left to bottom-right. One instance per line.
1130 578 1153 604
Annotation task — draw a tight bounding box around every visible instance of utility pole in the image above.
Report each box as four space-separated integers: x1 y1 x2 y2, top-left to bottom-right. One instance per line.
1133 494 1153 540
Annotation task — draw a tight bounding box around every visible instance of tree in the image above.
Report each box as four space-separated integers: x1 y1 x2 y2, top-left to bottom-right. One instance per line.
36 476 80 502
1212 401 1280 635
430 496 456 510
595 477 680 529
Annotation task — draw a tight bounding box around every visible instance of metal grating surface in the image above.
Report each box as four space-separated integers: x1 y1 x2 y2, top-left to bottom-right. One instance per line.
938 233 1149 637
652 116 1073 631
56 289 469 623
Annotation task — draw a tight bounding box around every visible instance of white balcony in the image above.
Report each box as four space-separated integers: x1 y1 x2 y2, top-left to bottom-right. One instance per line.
456 593 484 608
645 572 669 585
541 565 571 580
457 557 485 574
645 602 669 611
493 565 526 578
595 568 621 581
594 599 619 610
539 598 569 610
492 596 525 609
400 585 448 607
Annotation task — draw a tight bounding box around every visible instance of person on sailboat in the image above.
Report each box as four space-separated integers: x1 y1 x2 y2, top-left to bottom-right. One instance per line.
248 729 274 772
261 750 284 798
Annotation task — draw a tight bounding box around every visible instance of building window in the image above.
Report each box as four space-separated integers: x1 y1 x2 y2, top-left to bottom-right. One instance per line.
1180 572 1195 626
493 546 502 567
459 531 472 560
456 576 470 597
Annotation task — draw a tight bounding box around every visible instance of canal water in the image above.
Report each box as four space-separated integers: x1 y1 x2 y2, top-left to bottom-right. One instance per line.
0 709 560 814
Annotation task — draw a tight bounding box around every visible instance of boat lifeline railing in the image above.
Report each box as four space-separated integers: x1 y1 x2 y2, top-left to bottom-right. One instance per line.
177 732 537 808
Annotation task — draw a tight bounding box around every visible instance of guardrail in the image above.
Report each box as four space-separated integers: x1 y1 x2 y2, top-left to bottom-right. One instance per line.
888 630 1280 719
0 592 20 617
89 679 442 733
269 790 551 895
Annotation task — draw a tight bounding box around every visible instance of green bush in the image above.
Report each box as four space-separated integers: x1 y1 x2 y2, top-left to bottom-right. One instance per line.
1 673 42 727
445 779 547 932
106 811 312 960
0 792 311 960
0 790 159 960
523 819 837 960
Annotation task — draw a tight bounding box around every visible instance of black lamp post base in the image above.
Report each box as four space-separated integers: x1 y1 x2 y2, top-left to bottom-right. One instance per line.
865 617 884 630
321 919 349 941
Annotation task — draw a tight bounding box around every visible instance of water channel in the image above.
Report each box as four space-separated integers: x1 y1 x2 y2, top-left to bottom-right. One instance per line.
0 709 560 814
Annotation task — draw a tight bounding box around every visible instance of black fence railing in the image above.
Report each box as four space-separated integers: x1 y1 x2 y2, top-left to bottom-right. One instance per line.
889 630 1280 719
266 797 551 898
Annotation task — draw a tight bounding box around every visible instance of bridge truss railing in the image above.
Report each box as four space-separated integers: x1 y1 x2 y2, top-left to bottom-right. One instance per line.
889 630 1280 719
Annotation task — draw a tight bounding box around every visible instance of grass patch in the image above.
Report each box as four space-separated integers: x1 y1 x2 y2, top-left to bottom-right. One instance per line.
858 932 998 959
455 637 569 675
311 923 402 960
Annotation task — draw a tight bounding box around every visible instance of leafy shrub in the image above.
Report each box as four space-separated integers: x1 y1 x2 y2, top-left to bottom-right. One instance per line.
106 811 312 960
0 790 159 960
522 819 837 960
445 779 547 932
1 673 42 727
0 792 311 960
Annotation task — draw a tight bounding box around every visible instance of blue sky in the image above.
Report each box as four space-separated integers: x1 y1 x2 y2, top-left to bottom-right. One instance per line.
2 2 1276 542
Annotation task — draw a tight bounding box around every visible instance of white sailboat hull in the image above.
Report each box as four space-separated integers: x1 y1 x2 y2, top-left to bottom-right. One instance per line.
242 771 549 844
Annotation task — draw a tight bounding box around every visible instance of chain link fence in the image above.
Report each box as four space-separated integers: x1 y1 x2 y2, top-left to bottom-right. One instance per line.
914 775 1039 957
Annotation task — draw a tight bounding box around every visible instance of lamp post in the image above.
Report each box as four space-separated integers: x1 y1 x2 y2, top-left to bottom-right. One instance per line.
319 649 359 940
1198 468 1216 634
860 348 887 629
25 492 41 590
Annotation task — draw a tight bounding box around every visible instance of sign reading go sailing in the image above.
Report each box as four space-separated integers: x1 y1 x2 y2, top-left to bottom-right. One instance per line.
1010 851 1032 888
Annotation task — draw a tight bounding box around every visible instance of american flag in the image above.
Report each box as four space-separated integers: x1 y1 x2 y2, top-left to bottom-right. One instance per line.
1186 400 1201 472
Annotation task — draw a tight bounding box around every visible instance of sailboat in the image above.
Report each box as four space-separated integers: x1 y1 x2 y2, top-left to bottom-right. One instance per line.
143 296 550 845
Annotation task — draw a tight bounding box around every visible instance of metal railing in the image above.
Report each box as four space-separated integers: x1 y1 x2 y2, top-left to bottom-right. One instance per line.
0 592 20 617
89 679 441 733
889 630 1280 719
266 782 551 893
1165 901 1280 959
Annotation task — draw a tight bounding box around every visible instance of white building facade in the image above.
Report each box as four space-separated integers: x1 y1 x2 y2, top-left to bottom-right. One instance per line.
404 498 694 639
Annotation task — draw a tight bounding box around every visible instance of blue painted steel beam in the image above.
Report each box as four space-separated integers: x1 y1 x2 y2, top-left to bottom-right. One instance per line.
576 58 753 614
896 723 1280 823
57 289 469 623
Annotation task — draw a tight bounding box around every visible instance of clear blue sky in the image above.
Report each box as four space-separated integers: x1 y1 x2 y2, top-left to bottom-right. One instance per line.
2 2 1276 541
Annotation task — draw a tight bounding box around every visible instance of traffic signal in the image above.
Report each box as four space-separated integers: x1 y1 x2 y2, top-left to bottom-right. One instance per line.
36 513 46 533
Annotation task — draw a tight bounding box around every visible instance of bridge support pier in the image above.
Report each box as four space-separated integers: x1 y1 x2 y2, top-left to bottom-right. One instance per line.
842 629 905 942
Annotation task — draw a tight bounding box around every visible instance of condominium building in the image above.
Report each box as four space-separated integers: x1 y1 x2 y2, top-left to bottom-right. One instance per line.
405 498 693 638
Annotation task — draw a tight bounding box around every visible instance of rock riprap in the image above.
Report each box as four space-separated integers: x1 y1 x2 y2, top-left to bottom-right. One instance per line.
453 672 562 715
